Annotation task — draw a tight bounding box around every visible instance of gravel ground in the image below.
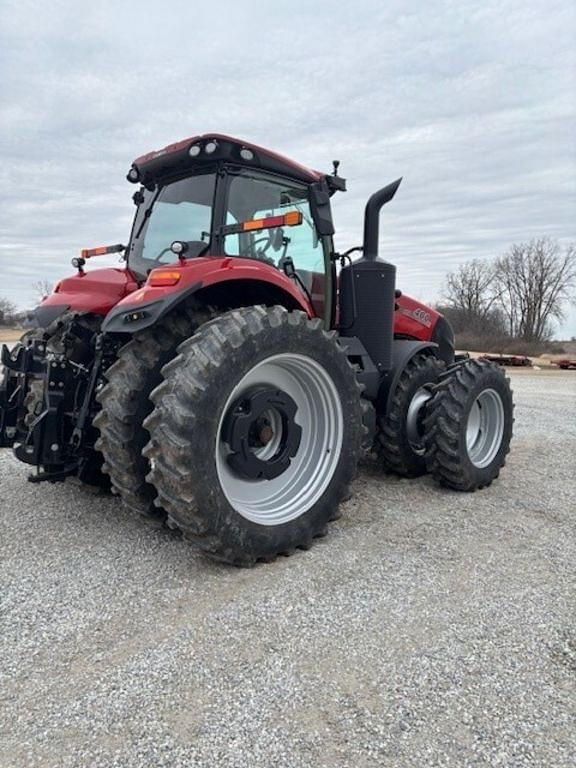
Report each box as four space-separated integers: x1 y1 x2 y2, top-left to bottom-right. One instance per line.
0 369 575 767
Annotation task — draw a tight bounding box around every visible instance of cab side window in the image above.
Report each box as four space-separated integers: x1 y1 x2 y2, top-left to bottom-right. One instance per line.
224 173 323 275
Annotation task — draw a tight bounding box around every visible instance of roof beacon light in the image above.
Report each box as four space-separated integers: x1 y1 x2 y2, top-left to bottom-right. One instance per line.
188 144 201 158
127 167 140 183
204 141 218 154
240 147 254 161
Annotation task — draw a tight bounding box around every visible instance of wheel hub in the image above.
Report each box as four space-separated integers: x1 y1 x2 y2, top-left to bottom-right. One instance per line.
222 386 302 480
406 386 433 455
466 388 505 468
258 423 274 445
215 353 344 526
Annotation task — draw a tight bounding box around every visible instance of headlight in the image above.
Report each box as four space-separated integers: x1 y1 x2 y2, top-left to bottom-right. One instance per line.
171 241 187 256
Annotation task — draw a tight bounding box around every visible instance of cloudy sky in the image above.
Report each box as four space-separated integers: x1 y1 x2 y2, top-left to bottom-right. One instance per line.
1 0 575 334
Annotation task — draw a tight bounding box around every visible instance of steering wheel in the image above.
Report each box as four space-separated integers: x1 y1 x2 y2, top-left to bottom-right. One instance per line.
238 235 273 258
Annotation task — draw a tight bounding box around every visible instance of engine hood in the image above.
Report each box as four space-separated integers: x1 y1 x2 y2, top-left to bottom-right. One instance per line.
34 267 139 318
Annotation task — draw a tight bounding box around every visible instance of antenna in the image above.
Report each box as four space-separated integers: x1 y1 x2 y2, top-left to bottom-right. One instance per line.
332 160 340 176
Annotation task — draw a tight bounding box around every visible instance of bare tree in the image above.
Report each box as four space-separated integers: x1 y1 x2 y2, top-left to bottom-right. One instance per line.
0 296 18 326
495 239 576 341
32 279 54 302
443 258 500 319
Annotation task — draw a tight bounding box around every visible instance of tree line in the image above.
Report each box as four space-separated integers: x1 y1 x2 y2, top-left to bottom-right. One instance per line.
0 281 53 326
439 238 576 351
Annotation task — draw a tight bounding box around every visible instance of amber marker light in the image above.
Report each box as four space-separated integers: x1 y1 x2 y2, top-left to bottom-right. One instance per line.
148 271 182 287
81 244 126 259
284 211 302 226
239 211 303 233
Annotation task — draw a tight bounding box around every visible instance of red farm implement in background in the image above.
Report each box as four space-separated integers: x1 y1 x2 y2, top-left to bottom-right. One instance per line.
553 358 576 370
479 354 532 367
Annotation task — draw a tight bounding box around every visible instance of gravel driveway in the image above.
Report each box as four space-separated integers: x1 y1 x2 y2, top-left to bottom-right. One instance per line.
1 369 575 767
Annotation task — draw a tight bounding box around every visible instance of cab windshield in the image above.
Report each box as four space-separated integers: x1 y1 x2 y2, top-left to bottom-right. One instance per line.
128 172 216 277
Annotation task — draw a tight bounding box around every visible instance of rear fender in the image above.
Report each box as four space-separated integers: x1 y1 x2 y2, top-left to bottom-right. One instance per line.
101 257 313 334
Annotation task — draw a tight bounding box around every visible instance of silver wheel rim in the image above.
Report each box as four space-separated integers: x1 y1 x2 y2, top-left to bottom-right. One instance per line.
215 353 344 526
406 386 432 455
466 388 505 468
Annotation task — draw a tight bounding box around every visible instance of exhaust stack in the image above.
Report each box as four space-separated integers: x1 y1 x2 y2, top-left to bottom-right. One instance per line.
362 178 402 260
339 178 402 372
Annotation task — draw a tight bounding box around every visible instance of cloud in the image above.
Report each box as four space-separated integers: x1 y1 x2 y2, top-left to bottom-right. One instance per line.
1 0 575 334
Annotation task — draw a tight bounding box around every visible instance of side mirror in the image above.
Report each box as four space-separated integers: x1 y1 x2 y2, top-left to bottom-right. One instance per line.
310 180 335 236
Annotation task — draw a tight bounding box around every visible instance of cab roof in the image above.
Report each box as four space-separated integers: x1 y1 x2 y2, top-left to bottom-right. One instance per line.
130 133 324 187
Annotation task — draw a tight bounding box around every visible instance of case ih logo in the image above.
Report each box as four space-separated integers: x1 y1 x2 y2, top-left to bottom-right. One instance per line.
401 307 432 328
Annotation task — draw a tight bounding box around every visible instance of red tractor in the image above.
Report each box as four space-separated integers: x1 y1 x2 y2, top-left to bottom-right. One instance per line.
0 134 513 565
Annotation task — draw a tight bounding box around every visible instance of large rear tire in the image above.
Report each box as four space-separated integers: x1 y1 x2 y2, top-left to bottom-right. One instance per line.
94 308 211 522
375 352 444 477
143 306 368 565
423 359 514 491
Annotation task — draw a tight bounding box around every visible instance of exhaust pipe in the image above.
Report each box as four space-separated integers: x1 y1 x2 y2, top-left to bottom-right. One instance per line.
339 178 402 372
362 178 402 261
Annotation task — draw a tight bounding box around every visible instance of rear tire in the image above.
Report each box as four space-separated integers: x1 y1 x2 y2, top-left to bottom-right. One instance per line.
423 359 514 491
375 353 444 477
143 306 367 565
94 308 211 522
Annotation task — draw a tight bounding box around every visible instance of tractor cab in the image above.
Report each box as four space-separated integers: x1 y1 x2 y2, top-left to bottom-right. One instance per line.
124 134 342 323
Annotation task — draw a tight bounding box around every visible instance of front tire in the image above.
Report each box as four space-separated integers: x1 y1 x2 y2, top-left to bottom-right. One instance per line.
423 359 514 491
375 352 444 477
143 306 367 565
